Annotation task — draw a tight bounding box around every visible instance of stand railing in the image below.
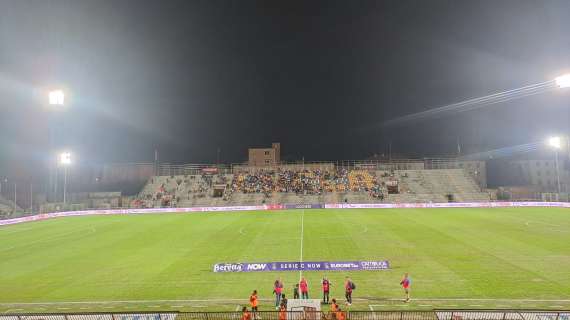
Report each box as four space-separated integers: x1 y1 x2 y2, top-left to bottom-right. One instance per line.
1 310 568 320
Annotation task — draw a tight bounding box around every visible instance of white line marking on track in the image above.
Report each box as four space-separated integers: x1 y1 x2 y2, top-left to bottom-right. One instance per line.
3 309 24 313
549 305 565 308
148 305 161 308
469 304 484 307
419 305 432 307
3 297 570 307
383 298 570 302
172 305 184 308
442 305 458 307
236 305 241 311
368 305 374 311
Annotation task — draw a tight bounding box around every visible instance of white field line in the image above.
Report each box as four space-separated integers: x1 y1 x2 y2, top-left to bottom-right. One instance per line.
3 309 24 314
299 209 305 281
0 227 97 253
368 305 374 311
525 220 561 227
0 228 32 234
3 297 570 307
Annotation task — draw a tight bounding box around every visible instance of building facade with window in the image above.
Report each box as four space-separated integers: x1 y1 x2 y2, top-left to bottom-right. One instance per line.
511 159 569 192
248 143 281 166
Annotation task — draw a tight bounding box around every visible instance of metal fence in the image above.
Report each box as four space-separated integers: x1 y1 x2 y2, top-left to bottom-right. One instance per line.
155 158 486 176
1 310 568 320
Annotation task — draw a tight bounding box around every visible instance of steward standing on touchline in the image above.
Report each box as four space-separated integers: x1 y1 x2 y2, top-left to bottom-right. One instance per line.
321 276 331 304
344 277 355 306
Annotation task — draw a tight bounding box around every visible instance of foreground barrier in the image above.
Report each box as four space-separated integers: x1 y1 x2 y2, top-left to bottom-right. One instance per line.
1 201 569 227
1 311 569 320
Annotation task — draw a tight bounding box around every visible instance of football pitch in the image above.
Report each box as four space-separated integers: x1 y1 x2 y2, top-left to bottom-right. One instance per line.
1 207 569 313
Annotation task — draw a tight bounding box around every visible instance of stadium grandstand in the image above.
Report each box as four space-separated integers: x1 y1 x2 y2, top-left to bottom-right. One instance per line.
135 161 489 209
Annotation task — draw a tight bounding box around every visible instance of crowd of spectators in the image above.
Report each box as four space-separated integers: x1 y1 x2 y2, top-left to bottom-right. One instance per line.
138 171 387 205
231 172 274 196
140 174 234 205
229 168 385 198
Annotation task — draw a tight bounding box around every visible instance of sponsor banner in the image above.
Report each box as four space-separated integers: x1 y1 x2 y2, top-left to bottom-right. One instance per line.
202 167 219 174
0 314 176 320
325 202 570 210
113 314 177 320
436 312 570 320
213 260 390 272
0 205 283 226
1 202 569 227
284 204 324 209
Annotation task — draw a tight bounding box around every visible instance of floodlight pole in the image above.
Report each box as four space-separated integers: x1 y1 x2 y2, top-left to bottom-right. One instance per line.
14 182 17 212
63 166 68 205
554 149 561 194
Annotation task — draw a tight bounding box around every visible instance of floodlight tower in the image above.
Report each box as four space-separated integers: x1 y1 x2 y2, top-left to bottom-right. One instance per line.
548 137 562 194
47 89 66 201
555 74 570 89
48 90 65 106
59 152 72 205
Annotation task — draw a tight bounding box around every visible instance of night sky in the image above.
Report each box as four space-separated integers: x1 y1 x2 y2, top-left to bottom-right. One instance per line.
1 0 569 177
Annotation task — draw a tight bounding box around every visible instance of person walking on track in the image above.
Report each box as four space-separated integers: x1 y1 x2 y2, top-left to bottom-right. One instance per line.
400 272 411 302
300 277 309 299
344 277 355 306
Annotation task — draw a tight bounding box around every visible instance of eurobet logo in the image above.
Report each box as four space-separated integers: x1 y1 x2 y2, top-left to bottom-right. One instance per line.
246 263 267 271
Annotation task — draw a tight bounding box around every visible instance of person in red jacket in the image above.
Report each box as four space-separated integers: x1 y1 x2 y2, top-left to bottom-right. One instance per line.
321 276 331 304
400 273 411 302
274 278 284 309
299 277 309 299
344 277 354 305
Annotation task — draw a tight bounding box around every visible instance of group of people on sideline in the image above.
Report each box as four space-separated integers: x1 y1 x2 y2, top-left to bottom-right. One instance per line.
241 273 411 319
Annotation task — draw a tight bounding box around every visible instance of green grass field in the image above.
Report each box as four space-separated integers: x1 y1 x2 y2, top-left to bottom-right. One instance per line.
1 207 570 313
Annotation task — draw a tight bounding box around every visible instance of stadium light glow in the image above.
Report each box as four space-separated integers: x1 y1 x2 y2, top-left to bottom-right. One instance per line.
48 90 65 105
59 152 72 165
555 74 570 88
548 136 562 149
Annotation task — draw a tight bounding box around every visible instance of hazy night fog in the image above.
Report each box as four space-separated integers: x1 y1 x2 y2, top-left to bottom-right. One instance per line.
1 0 569 179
